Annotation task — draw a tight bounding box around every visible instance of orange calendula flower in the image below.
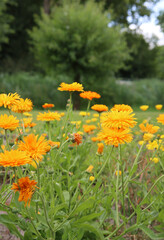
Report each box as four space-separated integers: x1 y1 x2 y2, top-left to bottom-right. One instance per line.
42 103 54 109
140 105 149 111
155 104 163 110
101 111 136 129
0 150 32 167
0 93 20 109
79 91 101 101
91 136 102 142
11 176 38 206
11 98 33 113
83 125 97 133
139 123 159 134
58 82 84 92
157 114 164 125
18 134 50 162
97 143 104 154
98 128 133 147
37 111 61 122
48 140 60 148
111 104 133 113
72 133 82 145
86 165 94 173
0 114 19 131
91 104 108 113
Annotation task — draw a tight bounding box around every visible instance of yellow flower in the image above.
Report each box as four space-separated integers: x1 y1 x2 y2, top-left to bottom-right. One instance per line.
79 91 101 101
97 143 104 154
155 104 163 110
18 134 50 162
150 157 159 163
11 98 33 113
140 105 149 111
91 104 108 113
146 140 159 150
86 165 94 173
139 123 159 134
37 111 61 122
60 112 65 117
138 140 144 145
98 128 133 147
86 120 91 124
23 112 32 117
115 170 122 176
111 104 133 113
11 176 38 206
101 111 137 129
89 176 95 181
143 133 154 142
79 111 90 117
0 93 20 109
91 118 97 122
93 113 99 117
0 114 19 131
58 82 84 92
83 125 97 133
0 150 32 167
157 114 164 125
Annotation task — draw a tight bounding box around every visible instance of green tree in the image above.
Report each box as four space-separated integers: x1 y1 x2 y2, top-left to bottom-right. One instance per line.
29 0 129 85
83 0 159 25
0 0 13 50
119 31 158 79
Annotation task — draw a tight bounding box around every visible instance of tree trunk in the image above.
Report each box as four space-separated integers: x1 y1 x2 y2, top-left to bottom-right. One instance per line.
44 0 50 14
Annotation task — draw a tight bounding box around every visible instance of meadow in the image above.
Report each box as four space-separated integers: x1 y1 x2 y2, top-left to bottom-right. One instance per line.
0 84 164 240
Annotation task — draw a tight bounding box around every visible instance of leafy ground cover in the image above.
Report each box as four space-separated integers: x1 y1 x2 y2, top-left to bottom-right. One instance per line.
0 86 164 240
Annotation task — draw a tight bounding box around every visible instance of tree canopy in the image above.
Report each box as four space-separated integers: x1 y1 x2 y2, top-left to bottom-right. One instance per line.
29 1 129 84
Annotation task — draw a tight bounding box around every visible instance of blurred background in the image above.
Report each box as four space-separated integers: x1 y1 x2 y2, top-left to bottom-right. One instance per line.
1 0 164 109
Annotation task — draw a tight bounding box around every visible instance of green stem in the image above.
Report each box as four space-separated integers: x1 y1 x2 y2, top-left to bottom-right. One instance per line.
115 161 120 228
37 191 54 239
54 146 114 233
47 121 51 140
86 100 91 112
106 174 164 239
5 129 10 150
26 208 45 240
119 145 126 219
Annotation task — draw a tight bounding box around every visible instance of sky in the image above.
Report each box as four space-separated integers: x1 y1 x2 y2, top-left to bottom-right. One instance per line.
129 0 164 45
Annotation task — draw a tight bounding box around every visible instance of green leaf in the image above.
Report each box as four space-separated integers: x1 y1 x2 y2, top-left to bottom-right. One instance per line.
73 211 104 224
139 225 164 239
54 182 65 203
71 197 95 216
73 222 105 240
0 215 23 239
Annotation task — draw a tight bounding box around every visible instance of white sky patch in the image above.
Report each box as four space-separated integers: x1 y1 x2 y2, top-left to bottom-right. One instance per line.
129 0 164 46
